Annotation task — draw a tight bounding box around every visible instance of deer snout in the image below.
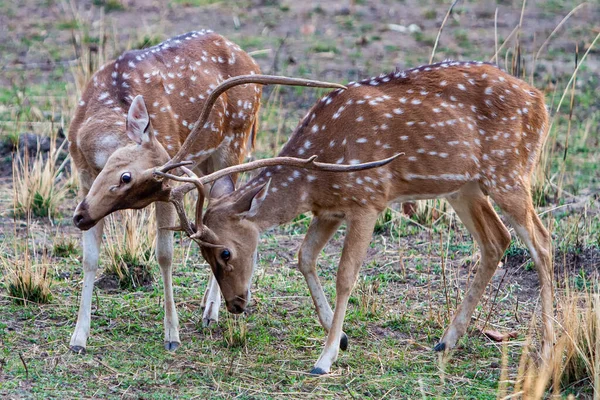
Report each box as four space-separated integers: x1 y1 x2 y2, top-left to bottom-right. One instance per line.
226 295 248 314
73 200 96 231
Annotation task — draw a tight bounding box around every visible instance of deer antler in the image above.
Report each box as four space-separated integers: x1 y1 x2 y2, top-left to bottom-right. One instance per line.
165 182 197 237
164 75 347 167
156 153 403 246
159 166 223 248
155 161 195 179
157 153 404 186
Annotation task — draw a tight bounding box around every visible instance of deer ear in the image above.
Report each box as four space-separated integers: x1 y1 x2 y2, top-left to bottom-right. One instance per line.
210 175 235 199
126 95 151 145
234 179 271 219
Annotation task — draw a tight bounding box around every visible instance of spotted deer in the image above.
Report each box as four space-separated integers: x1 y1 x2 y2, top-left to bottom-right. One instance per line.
160 61 554 375
68 30 345 353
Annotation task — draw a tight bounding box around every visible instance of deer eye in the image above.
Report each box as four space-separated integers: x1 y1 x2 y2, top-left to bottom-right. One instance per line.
220 249 231 262
121 172 132 184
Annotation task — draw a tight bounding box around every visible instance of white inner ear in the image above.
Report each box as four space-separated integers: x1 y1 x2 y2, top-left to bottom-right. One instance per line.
247 179 271 218
210 175 235 199
126 95 150 145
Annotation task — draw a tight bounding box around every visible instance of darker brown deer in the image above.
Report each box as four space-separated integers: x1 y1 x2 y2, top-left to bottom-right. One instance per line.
163 61 554 375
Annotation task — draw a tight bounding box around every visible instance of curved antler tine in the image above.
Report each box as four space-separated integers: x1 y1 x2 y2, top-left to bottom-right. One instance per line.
158 160 194 174
179 166 203 187
154 168 202 187
168 75 347 165
154 170 189 182
167 187 196 237
156 165 208 232
180 166 207 228
195 152 404 184
156 163 208 234
189 236 225 249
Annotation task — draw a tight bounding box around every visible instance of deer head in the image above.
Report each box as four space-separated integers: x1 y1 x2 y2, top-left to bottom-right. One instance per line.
199 177 268 313
73 95 172 230
156 154 402 312
73 75 347 231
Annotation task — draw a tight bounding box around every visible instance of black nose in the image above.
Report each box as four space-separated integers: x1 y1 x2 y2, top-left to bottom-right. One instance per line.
73 213 84 227
227 299 246 314
232 303 244 314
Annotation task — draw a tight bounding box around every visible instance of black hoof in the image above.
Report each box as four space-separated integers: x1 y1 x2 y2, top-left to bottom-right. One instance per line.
309 367 328 376
164 341 180 352
70 345 86 355
202 318 217 328
339 332 348 351
433 342 446 352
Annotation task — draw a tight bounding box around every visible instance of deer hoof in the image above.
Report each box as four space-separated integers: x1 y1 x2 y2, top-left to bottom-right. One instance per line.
164 341 180 352
433 342 446 352
309 367 328 376
339 332 349 351
202 317 218 328
69 345 86 355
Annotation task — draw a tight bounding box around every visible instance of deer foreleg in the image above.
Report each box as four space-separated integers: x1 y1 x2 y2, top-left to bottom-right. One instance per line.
156 202 181 351
311 212 377 375
298 215 349 350
70 219 104 353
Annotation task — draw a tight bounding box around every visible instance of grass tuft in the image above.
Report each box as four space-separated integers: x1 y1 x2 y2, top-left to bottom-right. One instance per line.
92 0 125 12
555 277 599 395
12 130 69 219
223 314 248 349
1 235 52 305
103 209 156 290
52 235 78 258
501 275 600 398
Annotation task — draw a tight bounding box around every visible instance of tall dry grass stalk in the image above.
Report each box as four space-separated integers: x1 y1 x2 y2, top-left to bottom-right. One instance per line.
1 230 52 305
12 128 70 219
103 208 157 290
223 313 248 349
63 0 167 100
501 276 599 399
61 0 109 97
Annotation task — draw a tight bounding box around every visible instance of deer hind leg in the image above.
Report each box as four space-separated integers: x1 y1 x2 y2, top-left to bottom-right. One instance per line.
437 182 511 352
491 185 554 359
298 214 350 351
155 201 181 351
311 211 378 375
70 218 104 353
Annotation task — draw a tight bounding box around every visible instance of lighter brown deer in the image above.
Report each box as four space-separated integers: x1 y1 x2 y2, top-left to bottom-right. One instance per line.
68 29 347 354
163 60 554 375
68 30 263 353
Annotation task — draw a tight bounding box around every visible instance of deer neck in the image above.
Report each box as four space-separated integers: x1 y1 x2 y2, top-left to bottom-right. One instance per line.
247 167 313 231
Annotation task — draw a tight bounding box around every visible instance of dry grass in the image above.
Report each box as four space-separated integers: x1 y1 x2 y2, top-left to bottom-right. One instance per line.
552 277 599 397
223 313 249 349
499 276 599 399
1 229 52 305
103 208 156 290
11 128 70 219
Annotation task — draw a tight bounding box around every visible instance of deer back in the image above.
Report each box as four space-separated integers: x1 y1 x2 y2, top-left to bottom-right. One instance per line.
221 61 549 223
68 30 261 175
